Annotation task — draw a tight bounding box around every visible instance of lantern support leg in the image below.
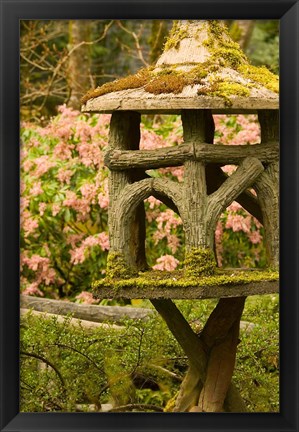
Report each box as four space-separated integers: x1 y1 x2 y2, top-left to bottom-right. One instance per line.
151 298 247 412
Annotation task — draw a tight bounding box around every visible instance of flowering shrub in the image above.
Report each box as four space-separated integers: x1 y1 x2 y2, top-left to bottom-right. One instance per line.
20 107 266 299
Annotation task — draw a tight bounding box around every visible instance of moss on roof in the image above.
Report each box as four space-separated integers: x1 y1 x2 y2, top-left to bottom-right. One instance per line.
81 21 278 106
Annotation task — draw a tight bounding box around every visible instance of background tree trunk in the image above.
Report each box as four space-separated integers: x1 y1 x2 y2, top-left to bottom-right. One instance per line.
67 20 92 109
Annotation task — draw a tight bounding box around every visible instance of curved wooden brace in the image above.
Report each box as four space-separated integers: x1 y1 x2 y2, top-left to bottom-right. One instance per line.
110 178 183 264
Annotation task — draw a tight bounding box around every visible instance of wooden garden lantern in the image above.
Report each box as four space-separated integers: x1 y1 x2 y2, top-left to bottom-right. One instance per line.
82 20 279 413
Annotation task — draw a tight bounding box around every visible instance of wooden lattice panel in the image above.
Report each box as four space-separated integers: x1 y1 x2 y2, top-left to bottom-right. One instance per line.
92 109 279 299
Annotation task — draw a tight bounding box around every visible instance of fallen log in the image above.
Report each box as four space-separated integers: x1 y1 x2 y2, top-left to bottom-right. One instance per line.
20 308 124 331
20 294 154 324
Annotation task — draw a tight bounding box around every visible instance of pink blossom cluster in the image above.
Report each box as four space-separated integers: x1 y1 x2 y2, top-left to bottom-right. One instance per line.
63 191 91 219
76 142 104 168
225 213 252 233
21 253 58 292
69 233 109 265
80 183 98 204
57 167 73 184
214 115 260 146
21 210 39 237
140 127 167 150
159 166 184 182
32 155 56 178
153 209 182 253
152 254 179 271
75 291 98 304
53 141 75 160
52 202 61 216
97 177 109 209
30 181 44 196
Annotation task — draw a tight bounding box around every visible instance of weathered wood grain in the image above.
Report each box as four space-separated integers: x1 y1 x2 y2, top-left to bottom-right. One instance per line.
105 142 278 170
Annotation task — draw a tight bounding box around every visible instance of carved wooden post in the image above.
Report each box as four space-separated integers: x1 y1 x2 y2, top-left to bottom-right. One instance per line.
108 111 147 273
255 110 279 269
182 110 213 250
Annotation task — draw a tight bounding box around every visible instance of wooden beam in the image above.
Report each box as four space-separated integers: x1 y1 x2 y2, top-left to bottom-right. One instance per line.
105 142 279 170
93 280 279 300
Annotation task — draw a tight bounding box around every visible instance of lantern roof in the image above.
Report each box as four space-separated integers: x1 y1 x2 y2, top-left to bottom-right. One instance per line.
81 20 279 114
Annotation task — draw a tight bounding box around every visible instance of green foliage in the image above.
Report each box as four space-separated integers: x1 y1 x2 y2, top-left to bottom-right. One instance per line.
246 21 279 74
234 295 279 411
20 295 279 412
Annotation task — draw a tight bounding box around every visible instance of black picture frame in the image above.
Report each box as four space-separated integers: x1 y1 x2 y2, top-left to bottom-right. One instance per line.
1 1 298 431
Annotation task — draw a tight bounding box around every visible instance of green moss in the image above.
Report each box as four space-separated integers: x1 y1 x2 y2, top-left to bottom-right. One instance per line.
144 74 187 94
238 64 279 94
81 69 150 103
198 79 251 106
106 252 137 280
184 247 216 277
92 268 279 291
164 20 189 51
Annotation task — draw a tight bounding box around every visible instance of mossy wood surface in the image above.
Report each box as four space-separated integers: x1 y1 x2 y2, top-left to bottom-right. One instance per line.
82 21 278 113
92 270 278 300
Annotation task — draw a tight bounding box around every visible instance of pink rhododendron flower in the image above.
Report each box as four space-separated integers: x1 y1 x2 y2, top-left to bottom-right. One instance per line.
159 166 185 181
22 282 44 297
20 197 29 213
38 202 47 216
146 196 162 209
20 148 28 161
63 191 90 216
22 159 34 172
80 183 98 204
70 233 109 265
247 230 262 244
226 214 251 233
52 202 61 216
54 141 74 160
21 210 39 237
66 233 85 248
70 246 86 265
21 254 57 286
153 254 179 271
167 234 180 254
95 232 110 251
30 181 43 196
140 128 167 150
57 168 73 184
77 142 103 167
97 177 109 209
227 201 242 212
33 155 55 177
222 165 236 175
75 291 98 304
58 104 80 118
